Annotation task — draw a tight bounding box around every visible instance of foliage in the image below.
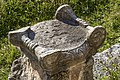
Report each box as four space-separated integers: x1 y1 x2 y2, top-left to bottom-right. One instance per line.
0 0 120 79
0 38 20 80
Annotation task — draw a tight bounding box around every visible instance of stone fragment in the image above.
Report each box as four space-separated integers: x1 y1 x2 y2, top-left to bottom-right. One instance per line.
93 44 120 80
8 5 106 80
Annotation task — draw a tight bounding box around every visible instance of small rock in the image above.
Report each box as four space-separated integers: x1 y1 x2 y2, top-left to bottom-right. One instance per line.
93 44 120 80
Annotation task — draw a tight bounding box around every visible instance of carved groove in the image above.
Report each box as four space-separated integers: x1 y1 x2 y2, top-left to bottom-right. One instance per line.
76 18 89 28
67 42 89 55
21 35 39 51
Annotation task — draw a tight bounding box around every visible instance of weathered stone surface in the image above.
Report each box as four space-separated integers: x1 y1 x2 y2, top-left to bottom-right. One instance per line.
93 44 120 80
8 55 41 80
8 5 106 80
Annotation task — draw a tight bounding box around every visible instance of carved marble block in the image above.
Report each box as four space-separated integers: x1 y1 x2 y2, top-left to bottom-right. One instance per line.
8 5 106 80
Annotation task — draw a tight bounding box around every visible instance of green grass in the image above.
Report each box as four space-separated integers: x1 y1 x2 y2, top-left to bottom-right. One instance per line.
0 0 120 79
0 38 20 80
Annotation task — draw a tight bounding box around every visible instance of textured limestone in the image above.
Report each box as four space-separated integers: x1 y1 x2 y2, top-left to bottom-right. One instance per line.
8 5 106 80
93 44 120 80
